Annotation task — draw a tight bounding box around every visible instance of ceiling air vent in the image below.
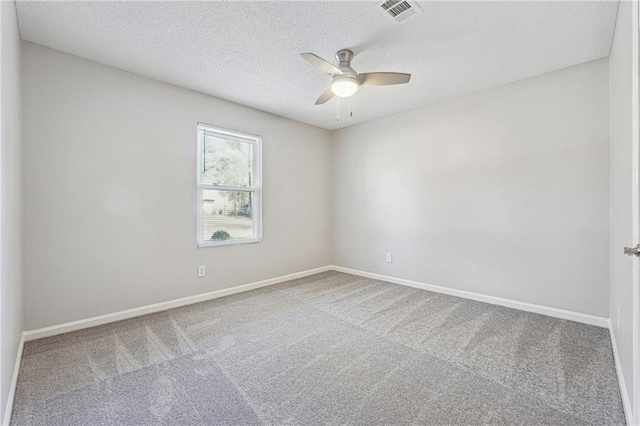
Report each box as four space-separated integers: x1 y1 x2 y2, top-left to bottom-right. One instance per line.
376 0 423 24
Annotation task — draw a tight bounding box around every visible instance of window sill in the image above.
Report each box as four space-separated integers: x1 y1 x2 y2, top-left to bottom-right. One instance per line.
198 238 262 248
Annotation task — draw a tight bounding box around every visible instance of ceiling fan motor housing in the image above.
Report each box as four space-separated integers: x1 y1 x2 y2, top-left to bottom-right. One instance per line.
335 49 359 81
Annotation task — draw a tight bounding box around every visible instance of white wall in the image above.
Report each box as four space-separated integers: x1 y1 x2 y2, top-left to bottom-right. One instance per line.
0 0 23 422
609 0 637 418
22 43 332 330
332 59 610 317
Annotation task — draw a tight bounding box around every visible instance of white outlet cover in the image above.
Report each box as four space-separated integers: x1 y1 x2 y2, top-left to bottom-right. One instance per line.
198 265 206 278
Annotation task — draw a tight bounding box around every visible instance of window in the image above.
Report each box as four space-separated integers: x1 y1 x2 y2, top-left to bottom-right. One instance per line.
197 124 262 247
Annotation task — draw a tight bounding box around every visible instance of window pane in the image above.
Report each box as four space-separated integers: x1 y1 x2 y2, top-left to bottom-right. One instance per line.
202 132 253 187
202 189 254 241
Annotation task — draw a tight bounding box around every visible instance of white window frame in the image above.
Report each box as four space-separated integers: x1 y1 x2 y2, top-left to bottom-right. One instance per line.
197 123 262 248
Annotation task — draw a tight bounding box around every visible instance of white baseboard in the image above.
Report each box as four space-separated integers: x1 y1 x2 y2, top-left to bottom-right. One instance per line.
23 265 332 341
2 333 25 426
24 264 609 342
330 265 610 328
609 322 634 425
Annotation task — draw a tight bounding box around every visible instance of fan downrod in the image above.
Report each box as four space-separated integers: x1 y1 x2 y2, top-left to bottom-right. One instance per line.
335 49 354 65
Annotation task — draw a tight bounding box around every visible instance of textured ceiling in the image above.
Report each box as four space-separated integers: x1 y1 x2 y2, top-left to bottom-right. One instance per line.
16 1 618 130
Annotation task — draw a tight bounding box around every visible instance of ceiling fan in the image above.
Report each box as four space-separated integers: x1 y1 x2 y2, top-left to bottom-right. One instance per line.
301 49 411 105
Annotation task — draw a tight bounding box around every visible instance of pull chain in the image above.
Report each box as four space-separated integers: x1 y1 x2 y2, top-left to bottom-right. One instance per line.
336 97 354 122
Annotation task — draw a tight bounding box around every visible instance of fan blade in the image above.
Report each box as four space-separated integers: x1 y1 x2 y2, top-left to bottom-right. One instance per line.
359 72 411 86
315 87 335 105
301 53 343 75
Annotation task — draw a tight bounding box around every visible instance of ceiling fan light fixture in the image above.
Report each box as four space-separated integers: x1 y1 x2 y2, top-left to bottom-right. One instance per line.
331 77 359 98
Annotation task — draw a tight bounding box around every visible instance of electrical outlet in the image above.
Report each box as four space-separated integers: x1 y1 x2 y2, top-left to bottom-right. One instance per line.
617 308 621 331
386 253 393 263
197 265 206 278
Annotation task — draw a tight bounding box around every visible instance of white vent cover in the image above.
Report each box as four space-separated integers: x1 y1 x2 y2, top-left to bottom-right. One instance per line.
376 0 423 24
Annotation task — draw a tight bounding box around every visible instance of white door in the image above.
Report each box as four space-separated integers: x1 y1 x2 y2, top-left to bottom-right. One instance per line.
612 0 639 424
636 1 640 419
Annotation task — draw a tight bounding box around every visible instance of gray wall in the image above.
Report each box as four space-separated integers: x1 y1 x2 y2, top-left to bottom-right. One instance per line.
1 0 23 421
22 43 332 330
332 59 610 317
609 0 635 415
18 27 616 357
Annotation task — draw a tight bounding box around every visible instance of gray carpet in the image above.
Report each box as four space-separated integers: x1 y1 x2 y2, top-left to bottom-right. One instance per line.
11 271 624 425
